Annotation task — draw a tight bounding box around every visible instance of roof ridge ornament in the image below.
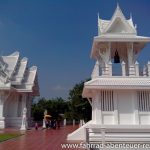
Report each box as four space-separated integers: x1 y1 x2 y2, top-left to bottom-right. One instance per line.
117 2 120 9
97 12 100 19
130 13 132 20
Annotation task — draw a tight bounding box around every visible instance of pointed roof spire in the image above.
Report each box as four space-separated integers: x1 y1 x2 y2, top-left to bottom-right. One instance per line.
97 12 100 19
130 13 132 20
117 2 120 9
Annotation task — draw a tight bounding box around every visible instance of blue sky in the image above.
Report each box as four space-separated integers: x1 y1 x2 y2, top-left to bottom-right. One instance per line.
0 0 150 99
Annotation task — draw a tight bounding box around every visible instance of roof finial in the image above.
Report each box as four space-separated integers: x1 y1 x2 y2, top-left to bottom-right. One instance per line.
97 12 100 19
130 12 132 19
117 2 120 9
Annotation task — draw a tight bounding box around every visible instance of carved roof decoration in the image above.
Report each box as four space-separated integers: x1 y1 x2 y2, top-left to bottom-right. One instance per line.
98 4 136 35
0 51 39 96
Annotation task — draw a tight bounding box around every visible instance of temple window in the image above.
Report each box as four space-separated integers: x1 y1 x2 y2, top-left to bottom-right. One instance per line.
100 90 114 111
138 91 150 112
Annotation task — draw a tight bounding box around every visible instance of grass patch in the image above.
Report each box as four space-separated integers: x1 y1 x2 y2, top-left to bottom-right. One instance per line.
0 133 23 142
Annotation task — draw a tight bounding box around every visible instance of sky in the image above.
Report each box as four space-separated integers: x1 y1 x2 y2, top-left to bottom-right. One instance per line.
0 0 150 99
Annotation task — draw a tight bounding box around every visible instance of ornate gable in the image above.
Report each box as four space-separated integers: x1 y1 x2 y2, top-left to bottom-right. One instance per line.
98 4 136 35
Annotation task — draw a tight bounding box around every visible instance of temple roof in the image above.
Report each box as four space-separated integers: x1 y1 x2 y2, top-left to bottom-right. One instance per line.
83 77 150 97
98 4 136 35
91 4 150 59
0 51 39 96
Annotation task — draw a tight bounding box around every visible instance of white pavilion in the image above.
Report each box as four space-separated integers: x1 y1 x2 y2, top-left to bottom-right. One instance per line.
0 51 39 129
68 5 150 143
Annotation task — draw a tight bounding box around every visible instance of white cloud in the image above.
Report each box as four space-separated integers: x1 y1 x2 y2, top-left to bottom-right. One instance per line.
52 85 67 91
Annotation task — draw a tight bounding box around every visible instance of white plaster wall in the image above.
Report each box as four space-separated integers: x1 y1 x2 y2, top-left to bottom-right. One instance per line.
102 113 114 124
139 114 150 125
6 94 18 117
117 91 134 124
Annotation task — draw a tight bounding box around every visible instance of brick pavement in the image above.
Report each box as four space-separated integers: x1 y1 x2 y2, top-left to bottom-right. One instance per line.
0 126 84 150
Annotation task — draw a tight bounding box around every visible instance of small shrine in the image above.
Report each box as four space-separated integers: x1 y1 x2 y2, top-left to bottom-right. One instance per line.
68 4 150 142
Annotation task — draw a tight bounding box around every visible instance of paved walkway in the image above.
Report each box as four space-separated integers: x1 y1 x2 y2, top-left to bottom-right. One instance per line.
0 126 84 150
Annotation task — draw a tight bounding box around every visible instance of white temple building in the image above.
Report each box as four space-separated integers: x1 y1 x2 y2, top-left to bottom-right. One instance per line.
0 51 39 129
68 5 150 143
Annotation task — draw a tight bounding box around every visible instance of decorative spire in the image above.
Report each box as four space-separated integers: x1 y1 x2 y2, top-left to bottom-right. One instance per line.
117 2 120 9
130 13 132 20
97 12 100 20
97 12 101 35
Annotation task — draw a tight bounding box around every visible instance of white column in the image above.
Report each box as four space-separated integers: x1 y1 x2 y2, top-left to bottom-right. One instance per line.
108 61 112 76
127 42 136 76
73 119 75 126
94 92 102 124
91 100 95 122
0 98 5 128
143 65 147 77
114 91 118 125
133 91 139 125
0 91 8 129
63 118 66 126
127 42 134 67
121 61 126 76
22 94 27 110
135 61 139 77
147 61 150 76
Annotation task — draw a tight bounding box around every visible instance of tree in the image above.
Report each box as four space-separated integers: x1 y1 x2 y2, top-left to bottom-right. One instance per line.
31 80 92 122
67 80 91 121
31 97 69 121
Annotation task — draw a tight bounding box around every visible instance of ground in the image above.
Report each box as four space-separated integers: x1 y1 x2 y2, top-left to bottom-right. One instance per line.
0 125 84 150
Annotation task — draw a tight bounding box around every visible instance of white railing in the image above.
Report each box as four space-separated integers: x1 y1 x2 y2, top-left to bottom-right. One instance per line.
85 127 150 143
91 61 150 78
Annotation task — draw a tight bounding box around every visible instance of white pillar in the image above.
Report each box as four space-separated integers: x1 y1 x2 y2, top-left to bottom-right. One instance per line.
147 61 150 76
63 118 66 126
94 92 102 124
143 65 147 77
0 91 8 129
79 120 82 127
114 91 118 125
108 61 112 76
91 100 95 122
135 61 139 77
127 42 134 67
121 61 126 76
133 91 139 125
127 42 136 76
0 100 5 128
73 119 75 126
129 65 135 76
42 119 46 128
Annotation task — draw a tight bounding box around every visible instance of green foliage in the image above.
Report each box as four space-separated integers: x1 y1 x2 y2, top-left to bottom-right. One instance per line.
32 97 69 121
31 79 91 122
67 80 91 121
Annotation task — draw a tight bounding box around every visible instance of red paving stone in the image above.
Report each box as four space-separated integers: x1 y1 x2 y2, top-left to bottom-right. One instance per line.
0 125 85 150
